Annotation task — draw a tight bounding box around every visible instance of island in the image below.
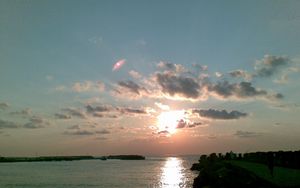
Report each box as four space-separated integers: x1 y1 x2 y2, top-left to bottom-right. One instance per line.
106 155 145 160
0 155 145 163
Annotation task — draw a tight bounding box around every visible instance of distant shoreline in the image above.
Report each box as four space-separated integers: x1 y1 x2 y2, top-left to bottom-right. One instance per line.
0 155 145 163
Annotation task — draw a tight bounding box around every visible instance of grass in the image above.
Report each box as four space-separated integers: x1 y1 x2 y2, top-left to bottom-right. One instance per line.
229 160 300 187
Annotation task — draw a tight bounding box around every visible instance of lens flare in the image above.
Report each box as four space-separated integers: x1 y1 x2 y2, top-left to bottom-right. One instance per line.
112 59 126 71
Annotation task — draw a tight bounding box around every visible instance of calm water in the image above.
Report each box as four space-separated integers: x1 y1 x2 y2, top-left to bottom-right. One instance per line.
0 156 199 188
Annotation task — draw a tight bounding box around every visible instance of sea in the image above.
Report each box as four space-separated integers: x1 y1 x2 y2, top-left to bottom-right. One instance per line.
0 156 199 188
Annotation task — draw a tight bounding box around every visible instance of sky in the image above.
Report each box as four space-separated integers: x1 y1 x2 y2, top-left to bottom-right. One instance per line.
1 0 300 156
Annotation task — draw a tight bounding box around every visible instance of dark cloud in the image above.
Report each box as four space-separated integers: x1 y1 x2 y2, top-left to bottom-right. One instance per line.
0 119 19 129
86 104 146 117
176 119 202 129
192 64 208 71
208 81 283 100
254 55 290 77
93 113 118 118
54 113 71 119
156 72 201 99
0 102 9 110
188 122 203 128
68 125 80 130
23 116 49 129
64 129 110 136
157 61 187 73
72 81 105 92
10 108 32 116
157 130 169 134
234 130 261 138
117 107 147 115
86 104 113 113
62 108 86 119
95 137 108 140
193 109 247 120
95 129 110 134
229 70 252 80
64 130 94 136
118 80 146 95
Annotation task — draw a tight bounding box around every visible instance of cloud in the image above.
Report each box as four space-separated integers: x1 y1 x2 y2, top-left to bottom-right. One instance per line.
274 74 289 84
157 61 187 74
23 116 49 129
93 113 118 118
88 36 103 44
0 102 9 110
64 129 110 136
192 64 208 71
68 125 80 130
229 70 252 81
55 85 67 92
117 107 147 115
85 104 148 118
95 137 108 140
215 72 223 78
176 119 202 128
193 109 247 120
155 102 170 111
62 108 86 119
1 117 49 129
129 70 142 79
254 55 290 77
117 80 147 95
86 104 113 113
234 130 261 138
0 119 19 129
208 81 283 100
72 81 105 93
95 129 110 134
46 75 54 81
54 113 71 119
157 130 170 134
10 108 32 116
64 130 94 136
156 72 201 99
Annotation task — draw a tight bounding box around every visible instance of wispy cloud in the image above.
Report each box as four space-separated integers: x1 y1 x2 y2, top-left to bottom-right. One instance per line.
23 116 50 129
0 102 9 110
234 130 261 138
117 80 147 95
155 102 170 111
229 70 252 81
10 108 32 117
129 70 142 79
176 119 202 128
72 81 105 93
85 104 149 118
62 108 86 119
254 55 290 78
0 119 19 129
64 128 110 136
54 113 71 119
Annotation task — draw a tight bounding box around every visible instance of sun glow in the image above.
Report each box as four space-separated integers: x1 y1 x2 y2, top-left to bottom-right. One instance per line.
157 110 185 134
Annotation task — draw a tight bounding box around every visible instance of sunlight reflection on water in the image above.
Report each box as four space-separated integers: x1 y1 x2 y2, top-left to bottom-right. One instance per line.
159 157 186 188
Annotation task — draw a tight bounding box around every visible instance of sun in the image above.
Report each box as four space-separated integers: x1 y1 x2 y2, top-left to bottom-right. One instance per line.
157 110 185 134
